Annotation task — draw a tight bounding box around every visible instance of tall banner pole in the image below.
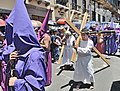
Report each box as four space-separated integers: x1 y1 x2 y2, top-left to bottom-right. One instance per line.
58 10 75 64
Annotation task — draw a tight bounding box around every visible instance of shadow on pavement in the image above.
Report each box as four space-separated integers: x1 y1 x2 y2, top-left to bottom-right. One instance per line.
93 55 111 59
110 81 120 91
94 65 110 74
57 64 74 76
114 54 120 58
61 80 92 91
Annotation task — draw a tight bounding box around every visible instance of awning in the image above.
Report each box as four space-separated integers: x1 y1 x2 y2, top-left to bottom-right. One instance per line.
57 18 66 25
31 20 42 27
0 19 5 27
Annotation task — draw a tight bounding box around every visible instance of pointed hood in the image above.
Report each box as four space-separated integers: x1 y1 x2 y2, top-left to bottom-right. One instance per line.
13 0 41 54
96 25 100 31
109 18 114 29
5 0 42 55
85 22 90 29
38 9 52 40
100 25 104 31
3 8 15 55
5 7 15 45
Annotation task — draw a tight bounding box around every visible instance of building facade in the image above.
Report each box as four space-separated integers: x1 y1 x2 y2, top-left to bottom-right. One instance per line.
0 0 15 19
0 0 120 23
95 0 120 22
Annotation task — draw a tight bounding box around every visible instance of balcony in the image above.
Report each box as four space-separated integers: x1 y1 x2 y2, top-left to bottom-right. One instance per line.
55 0 69 12
69 2 81 17
96 0 120 17
71 2 81 11
108 0 119 8
36 0 50 6
27 0 50 6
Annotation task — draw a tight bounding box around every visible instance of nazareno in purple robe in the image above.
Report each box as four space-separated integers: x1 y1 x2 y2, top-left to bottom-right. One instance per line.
0 7 15 91
38 9 52 86
14 47 46 91
105 34 118 55
109 34 118 54
4 0 47 91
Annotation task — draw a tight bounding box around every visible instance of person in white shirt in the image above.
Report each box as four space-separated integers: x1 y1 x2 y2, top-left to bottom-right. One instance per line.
61 30 75 66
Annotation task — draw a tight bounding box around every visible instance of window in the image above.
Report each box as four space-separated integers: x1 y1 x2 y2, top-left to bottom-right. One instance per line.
118 1 120 8
82 0 86 13
98 14 101 22
102 16 105 22
98 3 100 8
72 0 77 10
56 0 68 6
92 11 96 21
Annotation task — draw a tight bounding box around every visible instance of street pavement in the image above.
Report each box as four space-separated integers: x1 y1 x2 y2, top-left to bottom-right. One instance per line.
0 52 120 91
45 52 120 91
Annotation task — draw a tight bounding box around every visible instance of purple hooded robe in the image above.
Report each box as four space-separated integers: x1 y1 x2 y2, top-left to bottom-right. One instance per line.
38 9 52 86
4 0 47 91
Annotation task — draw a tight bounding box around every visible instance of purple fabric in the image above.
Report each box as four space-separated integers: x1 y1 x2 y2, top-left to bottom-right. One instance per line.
4 7 15 55
109 18 114 28
5 23 13 46
38 9 52 41
5 6 14 46
85 23 90 29
45 51 52 86
0 41 8 91
15 50 46 91
96 25 100 31
106 34 118 54
111 34 118 54
1 61 8 91
1 6 17 91
100 25 104 31
0 5 15 91
13 0 40 54
4 0 47 91
116 29 120 45
37 8 52 86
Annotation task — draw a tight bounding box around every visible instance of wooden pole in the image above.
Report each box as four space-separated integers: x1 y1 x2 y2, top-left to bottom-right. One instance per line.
57 45 65 64
79 12 88 31
57 10 75 64
71 12 88 62
76 12 88 47
92 47 110 66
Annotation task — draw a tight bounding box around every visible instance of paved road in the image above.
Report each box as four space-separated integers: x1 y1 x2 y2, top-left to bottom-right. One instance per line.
45 52 120 91
0 52 120 91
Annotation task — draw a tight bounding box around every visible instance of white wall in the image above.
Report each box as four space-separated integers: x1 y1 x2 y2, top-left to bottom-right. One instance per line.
26 5 48 17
